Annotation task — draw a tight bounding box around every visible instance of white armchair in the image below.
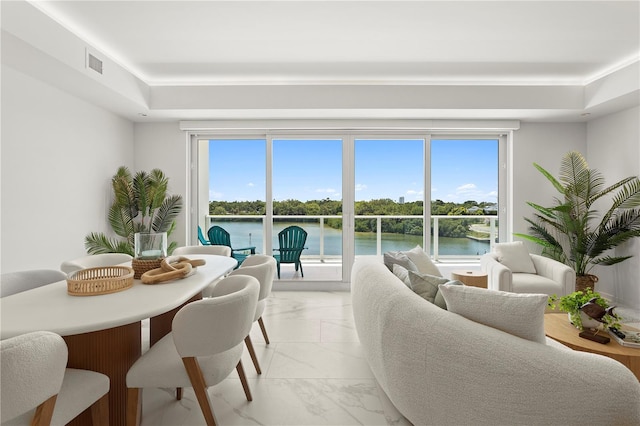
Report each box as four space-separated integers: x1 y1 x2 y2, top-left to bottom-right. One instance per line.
480 242 575 297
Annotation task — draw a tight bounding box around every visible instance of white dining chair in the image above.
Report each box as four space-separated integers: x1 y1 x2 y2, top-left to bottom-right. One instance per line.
0 269 67 298
126 274 259 426
60 253 133 275
1 331 110 426
173 245 232 257
227 254 277 374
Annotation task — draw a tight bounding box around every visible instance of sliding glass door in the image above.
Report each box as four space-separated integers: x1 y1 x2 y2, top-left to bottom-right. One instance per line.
195 132 505 284
272 138 343 280
354 138 425 255
206 139 266 252
430 138 500 259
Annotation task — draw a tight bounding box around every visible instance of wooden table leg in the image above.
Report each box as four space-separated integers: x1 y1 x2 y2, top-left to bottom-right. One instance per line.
63 322 142 426
149 293 202 346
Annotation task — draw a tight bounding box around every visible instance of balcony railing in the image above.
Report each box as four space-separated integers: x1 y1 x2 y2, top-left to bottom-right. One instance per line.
204 214 498 262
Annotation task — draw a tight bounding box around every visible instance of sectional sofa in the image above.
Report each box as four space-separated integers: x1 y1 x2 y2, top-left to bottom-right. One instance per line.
351 256 640 425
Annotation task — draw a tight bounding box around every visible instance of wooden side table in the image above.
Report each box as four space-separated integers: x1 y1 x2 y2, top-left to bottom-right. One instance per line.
451 270 488 288
544 313 640 381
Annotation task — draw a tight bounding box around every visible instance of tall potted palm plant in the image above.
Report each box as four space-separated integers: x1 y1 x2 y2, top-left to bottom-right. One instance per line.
85 166 183 257
515 151 640 291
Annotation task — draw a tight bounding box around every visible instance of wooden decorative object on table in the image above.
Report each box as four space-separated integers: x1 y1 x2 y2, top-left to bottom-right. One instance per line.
140 256 206 285
451 270 488 288
67 266 134 296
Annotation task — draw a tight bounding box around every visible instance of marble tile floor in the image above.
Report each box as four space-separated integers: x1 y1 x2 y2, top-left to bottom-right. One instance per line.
138 290 640 425
139 291 411 426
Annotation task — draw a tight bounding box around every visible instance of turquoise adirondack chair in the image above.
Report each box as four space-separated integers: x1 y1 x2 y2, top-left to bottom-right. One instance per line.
197 226 211 245
207 225 256 267
273 225 308 279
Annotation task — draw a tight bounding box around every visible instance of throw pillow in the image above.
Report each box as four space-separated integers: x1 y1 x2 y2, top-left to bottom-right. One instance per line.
403 245 442 277
438 283 548 343
383 251 418 273
494 241 536 274
408 271 449 304
392 264 413 289
433 279 463 309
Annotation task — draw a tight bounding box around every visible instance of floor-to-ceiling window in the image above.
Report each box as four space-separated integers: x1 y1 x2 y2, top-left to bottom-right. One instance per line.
272 138 343 280
206 139 266 252
193 129 507 284
354 138 425 255
430 138 500 260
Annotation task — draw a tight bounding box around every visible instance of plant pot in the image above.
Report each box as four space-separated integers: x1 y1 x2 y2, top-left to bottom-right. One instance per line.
132 232 167 279
575 274 598 292
568 312 602 331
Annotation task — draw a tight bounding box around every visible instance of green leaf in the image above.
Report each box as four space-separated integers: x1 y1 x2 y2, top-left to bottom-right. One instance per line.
85 166 183 256
518 151 640 277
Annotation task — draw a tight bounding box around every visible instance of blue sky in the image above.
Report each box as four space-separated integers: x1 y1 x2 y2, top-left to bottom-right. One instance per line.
209 138 497 203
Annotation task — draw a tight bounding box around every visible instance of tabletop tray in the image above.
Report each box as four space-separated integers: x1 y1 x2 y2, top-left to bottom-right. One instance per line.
67 265 134 296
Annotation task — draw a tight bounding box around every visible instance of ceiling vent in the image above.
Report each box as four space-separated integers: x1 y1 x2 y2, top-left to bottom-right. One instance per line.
86 49 103 75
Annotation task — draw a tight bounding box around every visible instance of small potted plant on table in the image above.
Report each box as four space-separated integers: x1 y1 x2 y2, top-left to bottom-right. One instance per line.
549 288 621 331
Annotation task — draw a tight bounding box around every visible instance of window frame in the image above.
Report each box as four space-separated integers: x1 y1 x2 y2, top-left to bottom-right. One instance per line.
188 124 512 284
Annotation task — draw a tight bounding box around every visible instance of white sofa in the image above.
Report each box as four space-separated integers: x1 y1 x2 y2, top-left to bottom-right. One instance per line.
351 257 640 425
481 252 575 296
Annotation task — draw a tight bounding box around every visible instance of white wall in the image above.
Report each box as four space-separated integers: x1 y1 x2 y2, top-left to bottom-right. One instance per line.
133 123 188 248
1 65 134 273
511 122 587 242
587 106 640 308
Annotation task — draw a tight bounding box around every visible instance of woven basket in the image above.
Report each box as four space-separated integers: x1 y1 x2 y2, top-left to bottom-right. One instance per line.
576 274 598 292
67 266 134 296
132 257 164 279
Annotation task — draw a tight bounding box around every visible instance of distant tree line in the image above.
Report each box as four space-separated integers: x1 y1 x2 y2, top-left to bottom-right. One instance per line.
209 198 496 238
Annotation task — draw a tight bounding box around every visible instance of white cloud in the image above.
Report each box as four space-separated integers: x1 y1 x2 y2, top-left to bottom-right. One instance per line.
405 189 424 200
247 182 254 187
209 190 223 200
355 183 367 191
457 183 477 192
316 188 337 194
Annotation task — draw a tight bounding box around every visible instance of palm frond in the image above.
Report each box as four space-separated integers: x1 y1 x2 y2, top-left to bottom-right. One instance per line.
108 204 134 238
590 255 634 267
112 172 137 219
533 163 564 194
152 195 183 232
133 171 152 229
84 232 133 256
148 169 169 210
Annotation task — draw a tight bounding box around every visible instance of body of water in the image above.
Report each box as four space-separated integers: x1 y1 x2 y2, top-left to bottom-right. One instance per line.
208 220 489 257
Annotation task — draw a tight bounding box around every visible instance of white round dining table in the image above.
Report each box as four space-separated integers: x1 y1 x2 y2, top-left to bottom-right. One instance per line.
1 254 237 426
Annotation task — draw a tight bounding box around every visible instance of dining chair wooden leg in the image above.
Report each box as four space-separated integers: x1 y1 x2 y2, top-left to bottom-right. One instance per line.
236 360 252 402
182 357 217 426
126 388 141 426
258 317 270 345
244 335 261 374
32 394 57 426
90 393 110 426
